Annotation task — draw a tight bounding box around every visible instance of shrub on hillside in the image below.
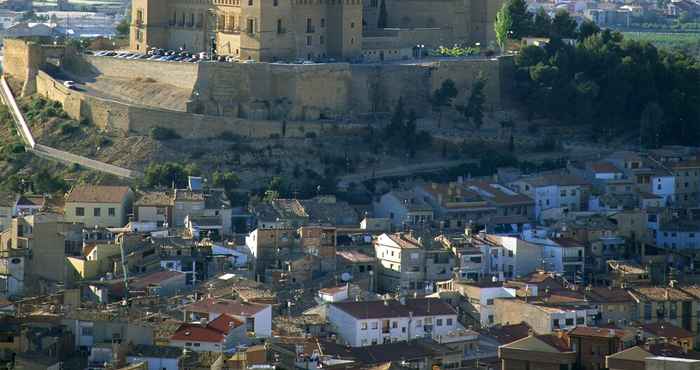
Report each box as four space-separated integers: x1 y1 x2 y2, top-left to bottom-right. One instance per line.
149 126 181 140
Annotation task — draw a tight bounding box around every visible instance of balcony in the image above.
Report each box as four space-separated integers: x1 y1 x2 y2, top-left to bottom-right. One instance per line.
306 25 315 33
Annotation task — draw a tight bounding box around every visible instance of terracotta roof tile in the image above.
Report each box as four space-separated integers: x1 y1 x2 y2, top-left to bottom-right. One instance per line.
66 185 131 204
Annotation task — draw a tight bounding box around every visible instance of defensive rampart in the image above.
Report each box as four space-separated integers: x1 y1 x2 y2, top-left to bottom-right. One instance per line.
5 38 514 140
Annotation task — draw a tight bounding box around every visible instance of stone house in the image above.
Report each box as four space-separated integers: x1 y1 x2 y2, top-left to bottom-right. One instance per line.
64 185 134 228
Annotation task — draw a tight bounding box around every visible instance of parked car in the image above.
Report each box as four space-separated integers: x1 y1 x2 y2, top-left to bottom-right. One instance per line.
63 81 77 90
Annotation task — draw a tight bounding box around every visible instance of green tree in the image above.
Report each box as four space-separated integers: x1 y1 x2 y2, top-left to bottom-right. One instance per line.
640 102 664 149
577 19 600 42
116 18 130 37
430 79 458 128
495 4 513 50
213 171 240 190
32 169 67 194
377 0 388 29
532 8 551 37
460 74 487 130
504 0 532 39
550 10 578 39
143 162 196 188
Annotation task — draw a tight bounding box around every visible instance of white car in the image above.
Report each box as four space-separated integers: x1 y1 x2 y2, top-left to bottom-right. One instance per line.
63 81 77 89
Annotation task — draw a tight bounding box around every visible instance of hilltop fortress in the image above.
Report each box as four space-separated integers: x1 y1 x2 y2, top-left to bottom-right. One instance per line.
130 0 503 62
3 37 513 139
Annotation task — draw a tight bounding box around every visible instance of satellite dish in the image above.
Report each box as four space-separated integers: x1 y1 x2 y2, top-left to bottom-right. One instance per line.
341 272 352 282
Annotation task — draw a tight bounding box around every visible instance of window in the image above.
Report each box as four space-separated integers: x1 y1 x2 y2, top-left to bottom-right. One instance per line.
371 321 378 330
321 18 325 27
320 35 324 44
81 327 93 336
670 302 678 319
76 207 85 216
486 299 494 305
392 321 398 329
576 317 584 325
273 0 278 5
93 208 101 217
277 19 283 33
565 318 574 326
446 318 453 326
382 320 390 333
248 0 252 5
488 315 494 324
108 208 115 217
247 18 254 33
553 319 560 328
508 250 513 257
350 22 355 28
193 343 201 347
644 302 652 320
437 319 443 326
361 322 368 330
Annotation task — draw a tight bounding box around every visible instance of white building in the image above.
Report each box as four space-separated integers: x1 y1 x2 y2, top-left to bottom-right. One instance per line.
182 298 272 338
453 281 516 327
522 229 585 282
373 190 434 228
126 345 182 370
328 298 460 347
656 220 700 250
651 172 676 205
470 233 542 281
509 174 589 222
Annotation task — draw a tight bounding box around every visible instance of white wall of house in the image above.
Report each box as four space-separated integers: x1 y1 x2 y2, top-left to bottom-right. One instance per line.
652 175 675 205
251 306 272 338
169 339 223 352
374 193 410 228
657 228 700 250
126 356 179 370
478 287 516 327
327 305 459 347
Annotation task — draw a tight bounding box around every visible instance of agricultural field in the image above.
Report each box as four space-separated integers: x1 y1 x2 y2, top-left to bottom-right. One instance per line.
623 31 700 56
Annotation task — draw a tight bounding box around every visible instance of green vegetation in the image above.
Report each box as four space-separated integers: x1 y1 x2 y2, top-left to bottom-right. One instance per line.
430 79 458 127
116 19 130 37
149 126 181 140
383 98 432 158
143 162 200 188
457 74 486 130
623 32 700 56
493 0 700 146
514 28 700 145
429 45 480 57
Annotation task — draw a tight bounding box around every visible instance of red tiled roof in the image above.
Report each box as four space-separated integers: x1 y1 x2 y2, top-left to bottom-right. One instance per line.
131 271 184 289
642 322 694 339
569 326 625 339
171 324 224 343
66 185 131 203
207 314 244 333
536 334 571 352
482 322 531 345
590 162 621 173
184 298 269 316
171 314 242 343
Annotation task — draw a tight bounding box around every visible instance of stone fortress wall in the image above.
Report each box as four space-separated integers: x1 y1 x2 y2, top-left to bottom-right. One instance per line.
4 38 513 139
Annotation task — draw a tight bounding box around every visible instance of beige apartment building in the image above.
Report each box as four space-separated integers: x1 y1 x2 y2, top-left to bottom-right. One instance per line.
64 185 134 228
130 0 502 61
